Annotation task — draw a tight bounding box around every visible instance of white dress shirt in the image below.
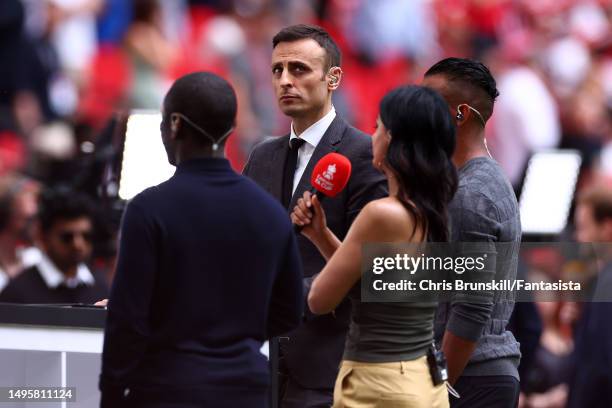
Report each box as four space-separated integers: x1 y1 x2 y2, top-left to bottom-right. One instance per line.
37 253 95 289
289 107 336 194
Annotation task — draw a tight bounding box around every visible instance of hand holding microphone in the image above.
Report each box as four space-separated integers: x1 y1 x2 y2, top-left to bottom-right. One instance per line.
291 153 351 244
292 190 326 241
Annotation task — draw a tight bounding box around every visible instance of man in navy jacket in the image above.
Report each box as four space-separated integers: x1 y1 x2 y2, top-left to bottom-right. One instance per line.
100 72 304 408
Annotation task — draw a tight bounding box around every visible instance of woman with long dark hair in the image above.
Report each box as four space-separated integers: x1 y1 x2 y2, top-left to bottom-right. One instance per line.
291 85 457 407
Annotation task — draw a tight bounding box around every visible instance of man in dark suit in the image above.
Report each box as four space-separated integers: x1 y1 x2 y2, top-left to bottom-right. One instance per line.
243 24 387 407
0 188 108 304
100 72 304 408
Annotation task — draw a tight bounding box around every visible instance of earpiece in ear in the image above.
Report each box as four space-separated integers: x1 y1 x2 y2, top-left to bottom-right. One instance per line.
456 104 466 121
170 113 180 132
329 76 339 85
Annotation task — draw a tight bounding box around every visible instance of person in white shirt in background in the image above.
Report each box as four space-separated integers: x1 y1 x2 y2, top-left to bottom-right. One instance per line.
0 187 108 304
47 0 104 80
485 33 561 189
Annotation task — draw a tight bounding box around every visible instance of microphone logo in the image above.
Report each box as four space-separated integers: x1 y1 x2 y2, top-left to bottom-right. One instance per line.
309 153 352 198
315 163 337 191
323 164 336 180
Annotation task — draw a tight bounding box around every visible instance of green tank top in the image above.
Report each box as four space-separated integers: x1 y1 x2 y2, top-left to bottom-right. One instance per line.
343 282 437 363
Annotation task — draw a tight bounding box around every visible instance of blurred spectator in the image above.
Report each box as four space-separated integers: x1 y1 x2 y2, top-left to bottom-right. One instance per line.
574 183 612 244
0 188 108 303
207 7 283 158
544 36 592 100
566 183 612 408
521 299 572 408
0 0 58 133
0 173 41 293
124 0 177 109
508 261 543 398
559 57 611 178
488 50 561 189
342 0 440 65
48 0 104 82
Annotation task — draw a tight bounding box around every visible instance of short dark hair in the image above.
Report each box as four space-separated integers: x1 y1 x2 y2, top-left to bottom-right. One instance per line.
132 0 159 23
163 72 237 144
380 85 458 242
38 188 95 233
425 57 499 121
272 24 341 69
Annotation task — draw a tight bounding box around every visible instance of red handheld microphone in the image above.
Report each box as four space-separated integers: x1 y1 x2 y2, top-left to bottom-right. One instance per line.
310 152 351 197
293 153 352 232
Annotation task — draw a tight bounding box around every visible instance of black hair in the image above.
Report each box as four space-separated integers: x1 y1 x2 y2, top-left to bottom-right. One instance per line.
38 188 95 233
380 85 458 242
425 57 499 121
132 0 159 23
163 72 237 144
272 24 341 69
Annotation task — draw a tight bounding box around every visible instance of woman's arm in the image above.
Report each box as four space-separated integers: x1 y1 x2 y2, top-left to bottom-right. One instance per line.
308 199 414 314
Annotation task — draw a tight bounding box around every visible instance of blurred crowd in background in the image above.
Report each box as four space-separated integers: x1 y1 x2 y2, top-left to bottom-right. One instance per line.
1 0 611 179
0 0 611 407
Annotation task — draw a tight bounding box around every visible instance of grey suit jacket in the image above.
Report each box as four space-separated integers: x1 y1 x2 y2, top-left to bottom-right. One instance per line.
243 115 387 389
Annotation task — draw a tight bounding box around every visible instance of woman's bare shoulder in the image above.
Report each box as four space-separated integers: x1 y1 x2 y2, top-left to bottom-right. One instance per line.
351 198 419 242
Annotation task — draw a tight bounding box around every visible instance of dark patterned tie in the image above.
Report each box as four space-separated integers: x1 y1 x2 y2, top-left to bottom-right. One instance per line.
282 138 305 209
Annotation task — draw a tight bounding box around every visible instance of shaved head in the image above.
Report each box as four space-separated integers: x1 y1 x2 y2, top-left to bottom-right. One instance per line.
163 72 236 141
